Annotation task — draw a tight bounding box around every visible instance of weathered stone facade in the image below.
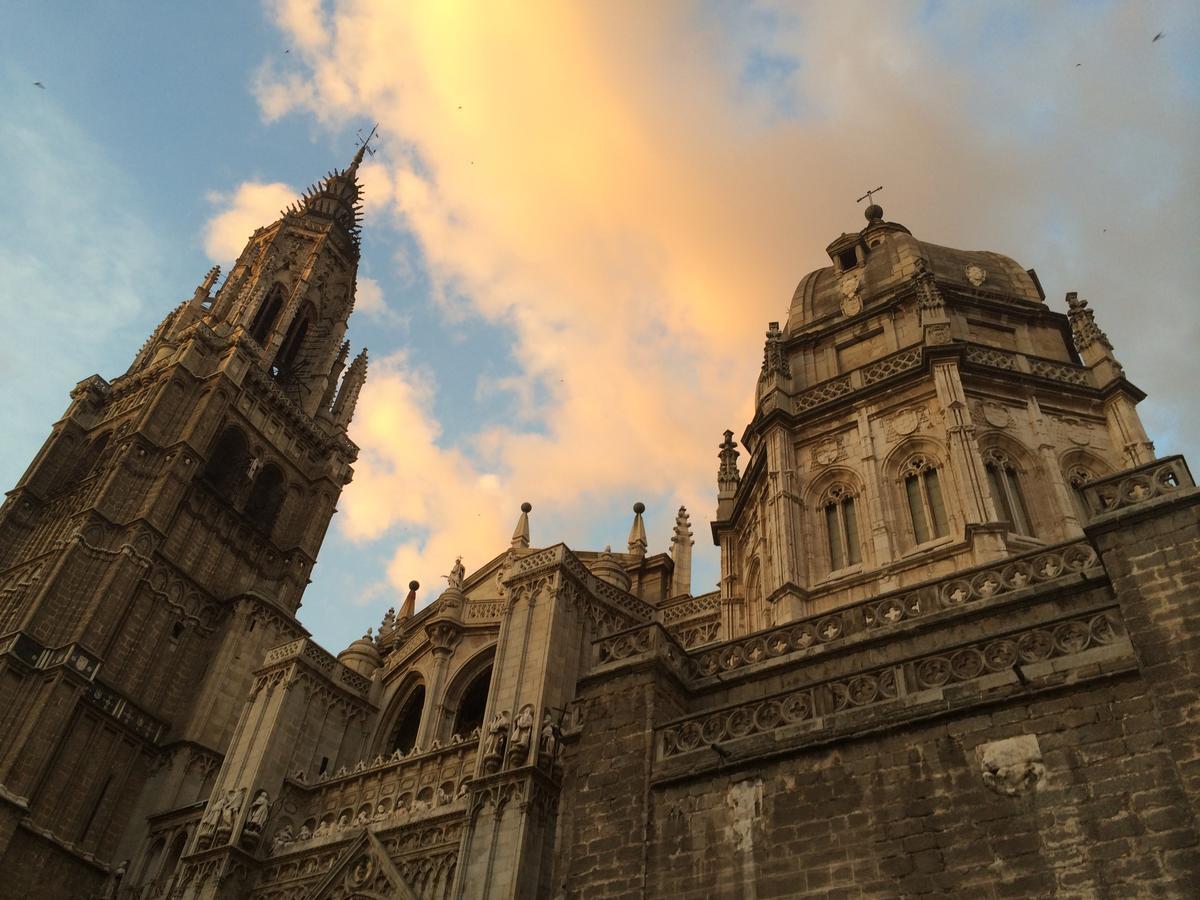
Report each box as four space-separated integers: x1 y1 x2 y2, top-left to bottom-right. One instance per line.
1 182 1197 900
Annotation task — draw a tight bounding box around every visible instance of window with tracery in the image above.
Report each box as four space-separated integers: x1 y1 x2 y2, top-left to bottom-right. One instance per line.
388 685 425 754
1066 464 1097 521
901 454 949 544
249 286 285 346
821 483 861 572
984 449 1033 536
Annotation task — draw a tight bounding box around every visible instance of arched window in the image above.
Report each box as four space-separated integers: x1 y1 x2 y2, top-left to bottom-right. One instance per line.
249 286 285 346
901 454 949 544
244 463 286 532
1066 464 1097 522
452 665 493 738
134 836 165 887
160 831 188 886
202 427 250 496
388 685 425 754
821 483 861 572
272 308 310 381
984 449 1033 536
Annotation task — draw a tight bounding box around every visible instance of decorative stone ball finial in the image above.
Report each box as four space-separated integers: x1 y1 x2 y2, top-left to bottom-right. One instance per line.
864 203 883 222
633 501 645 515
408 580 419 591
521 501 532 513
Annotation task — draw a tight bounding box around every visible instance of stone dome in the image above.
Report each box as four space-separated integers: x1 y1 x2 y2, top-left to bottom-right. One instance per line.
337 630 382 677
786 212 1044 336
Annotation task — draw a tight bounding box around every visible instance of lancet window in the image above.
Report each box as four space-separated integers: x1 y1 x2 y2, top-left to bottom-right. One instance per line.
202 426 250 497
249 286 285 346
244 463 287 533
272 306 311 381
984 449 1034 536
388 685 426 754
1066 464 1098 522
452 665 493 738
901 454 949 544
821 483 861 572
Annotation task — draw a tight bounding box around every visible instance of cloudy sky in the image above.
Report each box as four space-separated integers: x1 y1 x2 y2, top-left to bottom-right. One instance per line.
1 1 1196 654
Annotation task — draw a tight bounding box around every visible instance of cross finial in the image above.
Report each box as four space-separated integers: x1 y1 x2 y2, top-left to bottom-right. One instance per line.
856 185 884 205
354 123 381 159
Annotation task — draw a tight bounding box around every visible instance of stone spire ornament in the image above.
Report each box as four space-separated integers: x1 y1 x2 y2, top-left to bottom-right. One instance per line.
718 430 741 495
191 265 221 306
761 322 790 379
332 348 368 428
670 506 693 597
627 502 648 557
511 502 532 549
1066 292 1113 353
398 580 418 622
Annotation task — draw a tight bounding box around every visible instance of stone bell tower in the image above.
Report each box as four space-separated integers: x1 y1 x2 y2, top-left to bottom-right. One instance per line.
0 148 371 898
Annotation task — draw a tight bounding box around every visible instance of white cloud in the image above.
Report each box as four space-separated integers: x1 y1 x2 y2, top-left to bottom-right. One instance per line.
203 181 297 263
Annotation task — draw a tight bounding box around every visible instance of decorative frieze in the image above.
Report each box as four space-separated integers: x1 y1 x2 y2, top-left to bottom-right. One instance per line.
693 540 1101 678
793 376 853 414
660 609 1125 760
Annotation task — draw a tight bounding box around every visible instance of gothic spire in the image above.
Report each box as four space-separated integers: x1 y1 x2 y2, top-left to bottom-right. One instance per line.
718 430 741 495
332 348 368 428
282 145 367 252
511 501 532 549
627 502 648 557
670 506 693 597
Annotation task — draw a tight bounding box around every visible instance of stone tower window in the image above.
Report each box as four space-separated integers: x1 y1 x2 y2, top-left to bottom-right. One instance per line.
901 455 949 544
273 307 311 381
249 286 285 346
1066 464 1097 522
821 483 861 572
837 248 859 271
452 664 493 738
202 427 250 497
244 463 287 533
984 450 1034 536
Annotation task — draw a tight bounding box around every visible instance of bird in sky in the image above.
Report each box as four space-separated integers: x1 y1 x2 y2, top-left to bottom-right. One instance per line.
33 81 45 89
1153 31 1165 42
1075 63 1081 67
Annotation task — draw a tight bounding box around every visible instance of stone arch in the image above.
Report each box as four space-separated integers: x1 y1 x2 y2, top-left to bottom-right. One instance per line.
202 425 250 497
976 431 1043 537
442 646 497 741
883 437 954 548
245 463 287 534
249 283 286 346
133 835 166 886
1059 448 1115 522
160 829 189 886
273 300 314 381
377 674 427 756
805 465 868 575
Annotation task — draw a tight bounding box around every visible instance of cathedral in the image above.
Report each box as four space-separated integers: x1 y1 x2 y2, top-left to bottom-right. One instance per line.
0 148 1197 900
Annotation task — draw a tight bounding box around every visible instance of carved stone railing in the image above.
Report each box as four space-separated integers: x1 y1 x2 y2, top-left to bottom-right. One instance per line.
793 375 853 415
273 740 478 857
861 346 922 386
661 592 720 625
462 599 506 623
593 623 697 683
1080 456 1194 520
692 540 1101 678
659 608 1127 760
259 638 371 697
1027 356 1091 387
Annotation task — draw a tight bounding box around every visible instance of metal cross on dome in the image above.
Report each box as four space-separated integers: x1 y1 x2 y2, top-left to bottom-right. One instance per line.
856 185 884 205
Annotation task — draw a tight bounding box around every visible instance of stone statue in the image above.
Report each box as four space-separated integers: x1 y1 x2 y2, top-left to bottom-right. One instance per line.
215 787 245 839
483 709 510 766
373 800 390 821
244 789 271 835
336 811 351 830
272 823 295 852
448 556 466 590
538 711 559 767
314 819 330 838
297 822 312 841
456 781 468 799
508 704 535 763
196 792 226 846
355 808 370 826
436 786 450 806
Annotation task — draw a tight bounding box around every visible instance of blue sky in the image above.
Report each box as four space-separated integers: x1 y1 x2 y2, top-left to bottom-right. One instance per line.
1 1 1196 654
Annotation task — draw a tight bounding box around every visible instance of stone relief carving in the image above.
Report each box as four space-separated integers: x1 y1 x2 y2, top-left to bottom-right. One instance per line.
839 273 863 317
980 401 1012 429
965 263 988 287
884 406 929 443
978 734 1044 796
811 437 844 468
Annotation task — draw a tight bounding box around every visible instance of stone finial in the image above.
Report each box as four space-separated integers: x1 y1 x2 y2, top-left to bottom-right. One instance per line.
511 501 532 549
761 322 790 379
670 506 694 598
398 580 418 621
1065 292 1112 353
333 348 368 428
192 266 221 306
718 430 741 494
320 340 351 414
627 502 648 557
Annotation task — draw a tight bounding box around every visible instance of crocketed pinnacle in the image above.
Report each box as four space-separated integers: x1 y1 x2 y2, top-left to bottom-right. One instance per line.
282 145 367 250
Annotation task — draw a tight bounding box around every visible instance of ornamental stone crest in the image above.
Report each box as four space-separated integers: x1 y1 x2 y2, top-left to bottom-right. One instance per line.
839 273 863 317
812 437 843 467
965 263 987 287
977 734 1045 797
981 401 1012 429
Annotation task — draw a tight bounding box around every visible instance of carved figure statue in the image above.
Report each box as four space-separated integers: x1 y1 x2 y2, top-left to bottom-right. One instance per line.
448 556 466 590
436 787 450 806
297 823 312 841
272 823 295 852
538 711 559 766
244 789 271 835
197 792 226 846
457 781 468 799
374 800 390 821
215 787 245 839
314 819 331 838
336 812 351 830
484 710 510 762
355 808 371 826
508 704 535 763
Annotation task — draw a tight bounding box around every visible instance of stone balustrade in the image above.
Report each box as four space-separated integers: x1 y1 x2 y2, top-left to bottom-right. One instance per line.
1080 455 1194 520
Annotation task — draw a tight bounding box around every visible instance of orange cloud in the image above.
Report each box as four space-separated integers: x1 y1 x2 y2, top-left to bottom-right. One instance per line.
252 1 1200 610
204 182 296 263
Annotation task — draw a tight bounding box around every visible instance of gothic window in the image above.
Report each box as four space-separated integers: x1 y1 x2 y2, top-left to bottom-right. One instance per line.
1066 464 1097 521
821 483 861 572
984 450 1033 536
452 664 493 738
388 685 426 754
249 286 285 346
202 427 250 496
272 307 311 381
901 454 949 544
244 463 287 533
